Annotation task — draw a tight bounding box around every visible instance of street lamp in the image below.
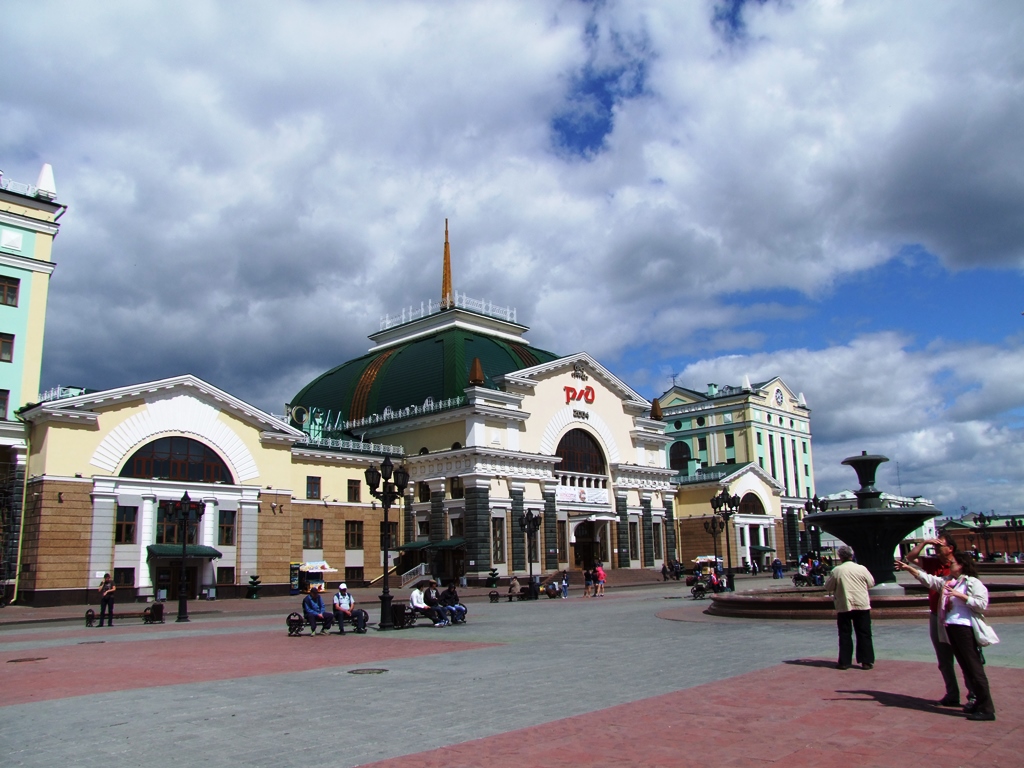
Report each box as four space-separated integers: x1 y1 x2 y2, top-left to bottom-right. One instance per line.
703 515 723 570
518 510 542 599
172 491 204 623
976 512 991 560
711 488 740 591
365 455 410 630
1006 518 1023 556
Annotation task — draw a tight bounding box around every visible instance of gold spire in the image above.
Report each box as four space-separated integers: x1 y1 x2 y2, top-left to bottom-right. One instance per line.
441 218 454 310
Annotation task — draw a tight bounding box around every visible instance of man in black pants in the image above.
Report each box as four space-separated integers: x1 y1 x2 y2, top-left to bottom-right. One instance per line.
98 573 116 627
824 546 876 670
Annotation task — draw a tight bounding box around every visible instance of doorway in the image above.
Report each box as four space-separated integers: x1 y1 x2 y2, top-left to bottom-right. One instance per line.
155 563 199 599
572 521 605 568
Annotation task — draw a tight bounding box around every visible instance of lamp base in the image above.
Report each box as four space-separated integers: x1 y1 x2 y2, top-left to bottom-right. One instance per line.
378 592 394 631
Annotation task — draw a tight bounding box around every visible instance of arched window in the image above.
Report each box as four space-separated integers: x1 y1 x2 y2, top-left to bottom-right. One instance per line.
669 441 691 471
555 429 606 475
119 436 234 484
739 493 766 515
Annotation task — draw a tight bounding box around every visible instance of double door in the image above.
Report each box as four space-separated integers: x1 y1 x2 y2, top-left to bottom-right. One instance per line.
155 563 199 599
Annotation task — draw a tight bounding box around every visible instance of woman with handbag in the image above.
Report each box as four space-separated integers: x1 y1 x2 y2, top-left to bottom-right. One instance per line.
896 552 998 721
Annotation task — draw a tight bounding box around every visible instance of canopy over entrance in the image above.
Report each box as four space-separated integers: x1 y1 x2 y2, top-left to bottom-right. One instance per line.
146 544 222 560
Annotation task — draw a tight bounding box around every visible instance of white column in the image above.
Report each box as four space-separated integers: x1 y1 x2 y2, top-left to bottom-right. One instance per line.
202 498 217 587
137 493 157 597
88 489 117 589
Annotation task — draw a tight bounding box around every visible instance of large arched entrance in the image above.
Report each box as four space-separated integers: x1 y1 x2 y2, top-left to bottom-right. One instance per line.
570 518 613 568
119 436 234 599
555 428 606 475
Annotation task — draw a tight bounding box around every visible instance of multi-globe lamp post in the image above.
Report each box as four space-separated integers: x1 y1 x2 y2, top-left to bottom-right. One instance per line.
1006 518 1023 557
364 455 410 630
975 512 992 559
519 510 542 599
172 491 205 623
703 515 723 571
804 494 829 555
710 488 740 591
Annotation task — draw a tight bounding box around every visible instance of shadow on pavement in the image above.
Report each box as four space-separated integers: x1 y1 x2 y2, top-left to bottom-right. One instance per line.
833 689 961 715
782 658 841 669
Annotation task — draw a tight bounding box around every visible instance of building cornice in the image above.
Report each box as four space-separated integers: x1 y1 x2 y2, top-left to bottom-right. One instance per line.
0 249 57 275
0 208 60 236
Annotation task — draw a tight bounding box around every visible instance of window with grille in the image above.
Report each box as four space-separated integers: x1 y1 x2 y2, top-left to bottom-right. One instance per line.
345 520 363 549
218 509 236 546
303 518 323 549
491 517 506 564
120 437 233 483
216 567 235 585
0 276 18 307
115 506 137 544
113 567 135 587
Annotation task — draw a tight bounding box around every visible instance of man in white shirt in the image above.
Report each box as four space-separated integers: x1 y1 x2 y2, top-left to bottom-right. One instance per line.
332 583 368 634
825 545 876 670
409 582 443 626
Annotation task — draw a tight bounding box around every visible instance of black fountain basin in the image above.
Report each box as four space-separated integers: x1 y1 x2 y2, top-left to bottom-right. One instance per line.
707 583 1024 620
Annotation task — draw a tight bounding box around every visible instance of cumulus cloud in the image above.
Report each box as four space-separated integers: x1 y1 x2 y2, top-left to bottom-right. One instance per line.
1 0 1022 514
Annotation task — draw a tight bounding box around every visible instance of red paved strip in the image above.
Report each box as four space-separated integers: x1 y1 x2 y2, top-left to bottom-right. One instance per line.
0 630 497 706
364 661 1024 768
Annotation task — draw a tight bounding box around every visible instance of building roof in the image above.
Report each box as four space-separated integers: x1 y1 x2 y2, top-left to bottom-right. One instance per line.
289 313 561 428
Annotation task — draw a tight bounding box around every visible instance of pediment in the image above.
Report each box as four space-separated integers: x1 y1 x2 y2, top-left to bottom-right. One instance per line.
22 374 302 438
496 352 650 409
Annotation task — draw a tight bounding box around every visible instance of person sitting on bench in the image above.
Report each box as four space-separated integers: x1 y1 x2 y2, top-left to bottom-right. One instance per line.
303 587 334 635
507 575 521 602
409 581 444 626
424 580 451 626
440 582 467 623
332 582 368 634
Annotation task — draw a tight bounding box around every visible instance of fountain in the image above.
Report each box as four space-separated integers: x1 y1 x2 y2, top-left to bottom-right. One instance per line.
804 452 939 595
703 451 1024 619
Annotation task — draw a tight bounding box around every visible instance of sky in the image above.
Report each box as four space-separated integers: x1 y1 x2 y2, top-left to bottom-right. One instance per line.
2 1 1022 518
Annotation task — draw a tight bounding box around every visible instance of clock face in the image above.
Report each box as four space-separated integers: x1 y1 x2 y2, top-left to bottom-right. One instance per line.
775 388 784 405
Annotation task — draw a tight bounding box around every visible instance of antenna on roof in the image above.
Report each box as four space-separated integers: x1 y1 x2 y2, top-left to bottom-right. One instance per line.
441 218 454 310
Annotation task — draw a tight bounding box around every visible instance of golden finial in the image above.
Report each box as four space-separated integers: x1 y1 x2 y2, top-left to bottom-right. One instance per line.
441 218 453 310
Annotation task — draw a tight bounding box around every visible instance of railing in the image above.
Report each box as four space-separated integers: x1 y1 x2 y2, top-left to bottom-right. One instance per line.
38 386 88 403
0 176 54 200
294 436 405 456
344 396 465 429
401 562 428 587
672 470 728 485
380 291 516 330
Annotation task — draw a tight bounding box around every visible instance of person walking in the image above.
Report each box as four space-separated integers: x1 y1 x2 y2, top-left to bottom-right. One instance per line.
593 563 606 596
560 570 569 599
824 545 875 670
896 553 998 721
97 573 116 627
905 534 970 707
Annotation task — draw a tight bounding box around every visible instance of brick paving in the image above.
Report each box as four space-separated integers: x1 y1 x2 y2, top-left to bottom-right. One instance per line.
2 582 1021 767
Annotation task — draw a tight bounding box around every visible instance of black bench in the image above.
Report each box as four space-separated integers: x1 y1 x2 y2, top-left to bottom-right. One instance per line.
85 603 165 627
285 611 366 636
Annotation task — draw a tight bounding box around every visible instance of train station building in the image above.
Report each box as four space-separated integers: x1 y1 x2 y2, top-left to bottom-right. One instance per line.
11 224 813 605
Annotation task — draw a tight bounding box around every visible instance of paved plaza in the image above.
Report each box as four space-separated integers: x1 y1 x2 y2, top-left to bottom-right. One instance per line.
2 584 1022 767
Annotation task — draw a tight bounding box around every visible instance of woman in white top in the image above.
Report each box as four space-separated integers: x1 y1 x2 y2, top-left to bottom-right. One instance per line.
896 551 995 721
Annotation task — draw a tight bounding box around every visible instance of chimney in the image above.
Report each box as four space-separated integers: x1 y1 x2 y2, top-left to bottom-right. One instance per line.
707 383 717 397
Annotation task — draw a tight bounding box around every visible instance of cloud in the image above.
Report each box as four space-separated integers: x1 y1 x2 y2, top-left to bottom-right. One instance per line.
1 0 1021 513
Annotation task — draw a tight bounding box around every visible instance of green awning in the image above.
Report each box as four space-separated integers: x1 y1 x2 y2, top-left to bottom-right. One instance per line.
748 545 776 553
146 544 223 560
396 541 431 551
431 537 466 550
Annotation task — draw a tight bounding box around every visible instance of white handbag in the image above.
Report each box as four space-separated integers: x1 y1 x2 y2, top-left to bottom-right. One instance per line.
971 615 1000 647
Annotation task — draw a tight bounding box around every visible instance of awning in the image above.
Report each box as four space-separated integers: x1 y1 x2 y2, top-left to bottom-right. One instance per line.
397 541 431 551
431 537 466 550
299 561 338 573
748 545 776 553
146 544 222 561
396 538 466 551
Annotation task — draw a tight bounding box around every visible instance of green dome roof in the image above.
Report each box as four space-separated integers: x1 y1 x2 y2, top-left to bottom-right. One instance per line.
290 325 560 429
